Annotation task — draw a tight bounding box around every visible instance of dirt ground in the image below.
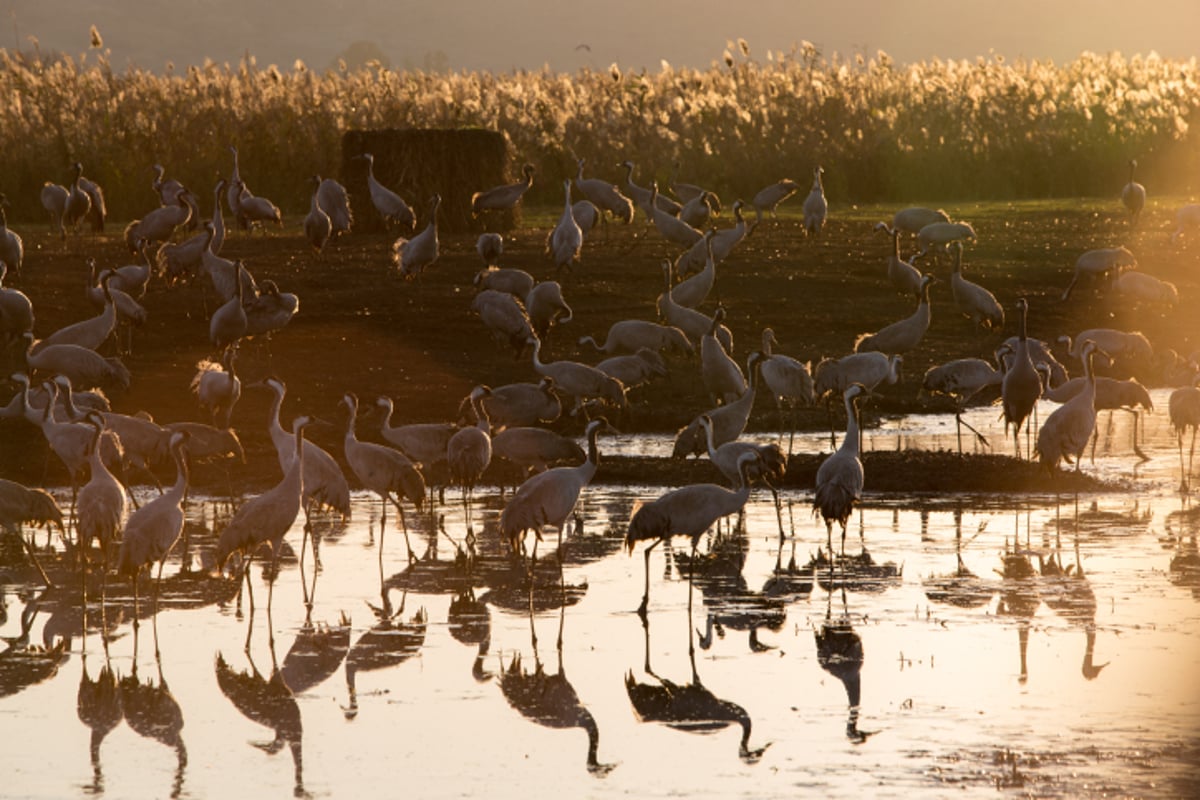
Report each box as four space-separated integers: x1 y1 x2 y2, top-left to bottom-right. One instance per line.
2 196 1196 494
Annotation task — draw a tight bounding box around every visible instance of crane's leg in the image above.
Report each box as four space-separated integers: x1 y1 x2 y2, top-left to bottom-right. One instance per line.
956 412 989 451
955 411 963 455
266 550 279 652
637 540 660 620
1181 431 1189 493
1129 409 1149 462
1189 427 1198 492
132 571 140 632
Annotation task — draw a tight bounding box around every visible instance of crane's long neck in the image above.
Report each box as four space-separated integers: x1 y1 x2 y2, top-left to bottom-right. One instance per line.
1018 303 1028 343
166 442 189 503
58 382 82 420
890 228 900 259
843 394 861 458
378 399 394 433
267 386 285 440
471 394 490 435
761 331 773 357
344 403 359 445
310 187 321 214
701 420 719 462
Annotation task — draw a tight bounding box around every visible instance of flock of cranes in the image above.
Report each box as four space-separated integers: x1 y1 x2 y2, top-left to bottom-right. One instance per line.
0 145 1198 639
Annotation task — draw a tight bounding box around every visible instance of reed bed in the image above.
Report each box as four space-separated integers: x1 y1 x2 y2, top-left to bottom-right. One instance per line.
2 40 1198 222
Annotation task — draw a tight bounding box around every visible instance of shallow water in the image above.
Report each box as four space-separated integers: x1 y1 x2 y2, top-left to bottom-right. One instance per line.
2 393 1199 799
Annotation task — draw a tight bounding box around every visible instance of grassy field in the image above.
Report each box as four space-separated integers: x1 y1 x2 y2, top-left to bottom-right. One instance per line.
1 193 1196 494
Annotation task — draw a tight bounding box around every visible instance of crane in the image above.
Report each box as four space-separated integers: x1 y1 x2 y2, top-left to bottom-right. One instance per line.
813 384 866 557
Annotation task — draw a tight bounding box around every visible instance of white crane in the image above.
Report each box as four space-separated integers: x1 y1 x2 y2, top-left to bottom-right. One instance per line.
1036 341 1101 474
802 166 827 236
579 318 694 357
625 450 760 618
922 357 1003 454
393 194 441 281
499 418 608 562
317 177 352 237
1169 374 1200 492
1121 159 1146 226
546 181 583 272
854 275 935 354
574 158 634 224
813 384 866 557
471 163 535 216
1061 246 1137 301
948 242 1004 332
304 175 332 254
701 307 745 406
342 392 427 562
357 153 415 231
0 195 23 276
751 178 800 225
1001 298 1042 459
873 222 924 299
758 327 814 454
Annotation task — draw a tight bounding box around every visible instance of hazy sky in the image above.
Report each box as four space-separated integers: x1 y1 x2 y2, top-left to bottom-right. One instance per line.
7 0 1199 73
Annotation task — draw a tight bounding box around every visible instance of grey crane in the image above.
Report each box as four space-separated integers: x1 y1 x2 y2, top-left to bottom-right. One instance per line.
891 207 950 234
471 163 534 216
474 265 534 298
620 160 681 218
232 178 283 232
596 347 668 392
447 386 492 533
675 199 750 276
115 430 189 623
579 319 693 357
215 415 313 635
853 275 934 355
492 426 586 480
1061 246 1137 301
525 280 573 341
392 195 441 281
1036 341 1101 474
673 352 762 458
546 181 583 272
458 377 561 431
76 414 128 568
64 162 93 235
751 178 800 225
574 158 634 224
209 265 248 353
758 327 815 454
922 357 1003 454
668 231 716 309
304 175 332 254
41 181 69 240
529 335 626 416
948 242 1004 332
35 271 118 354
873 222 924 300
0 195 23 275
626 450 760 618
1121 159 1146 226
471 289 534 358
802 165 827 236
648 182 703 247
21 332 130 392
1002 298 1042 459
191 346 241 429
258 377 351 523
357 153 415 231
476 233 504 268
1169 373 1200 492
342 392 427 563
813 384 866 557
500 418 607 566
317 177 352 238
123 187 194 253
701 307 745 406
